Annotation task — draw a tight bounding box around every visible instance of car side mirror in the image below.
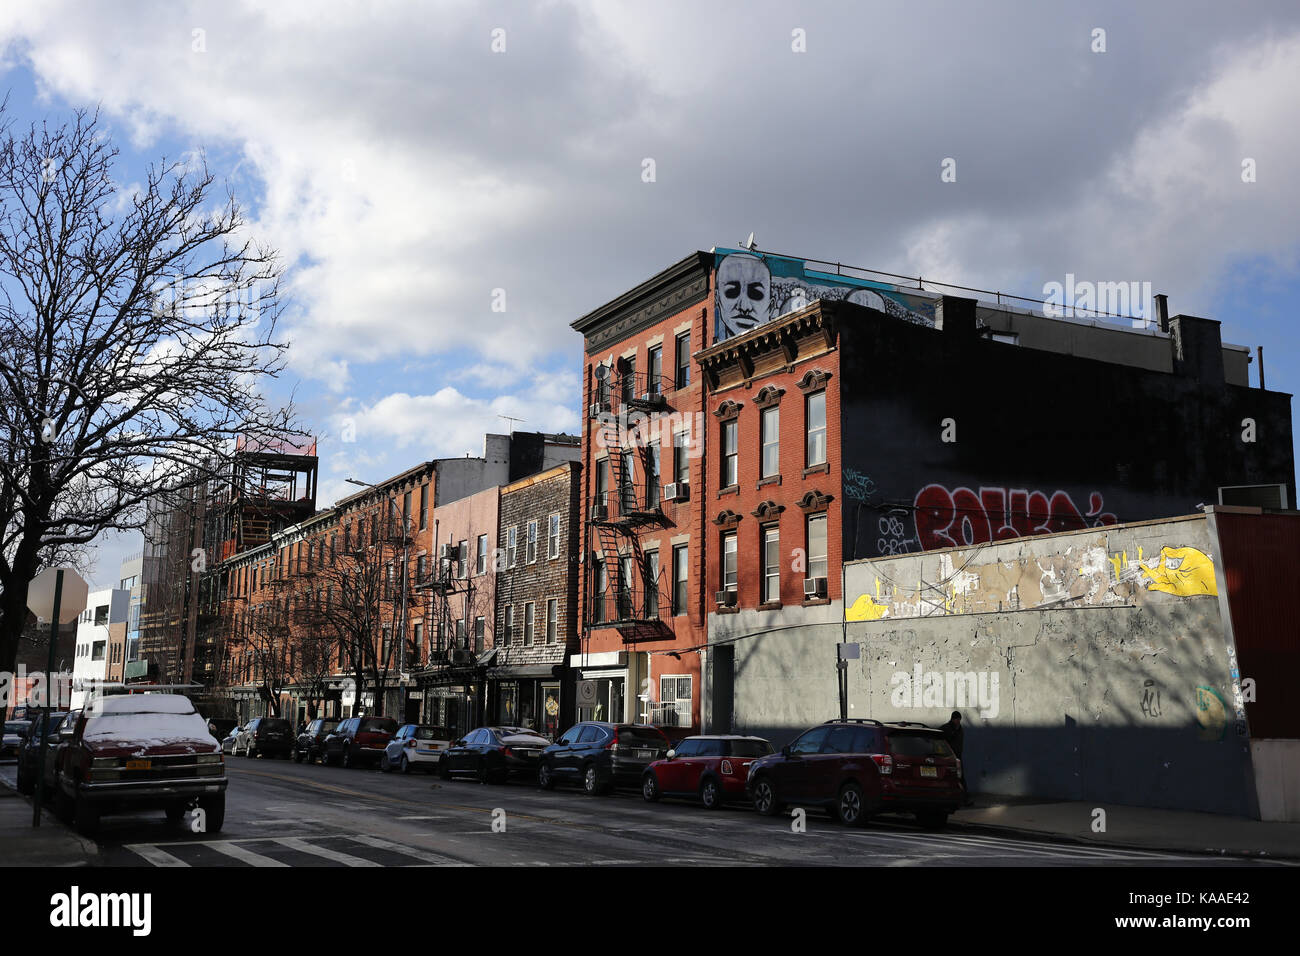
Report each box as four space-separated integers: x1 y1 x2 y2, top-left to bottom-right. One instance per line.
666 749 676 760
781 745 791 758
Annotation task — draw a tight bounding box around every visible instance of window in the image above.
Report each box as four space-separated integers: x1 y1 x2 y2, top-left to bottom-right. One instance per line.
762 526 780 603
647 344 662 396
593 557 607 621
621 356 636 403
721 420 738 487
807 514 828 581
672 545 688 615
675 331 690 388
402 491 412 533
722 532 737 591
548 514 561 559
92 641 106 661
474 616 485 654
659 676 692 728
619 556 635 618
411 621 423 666
645 443 660 508
455 618 467 649
419 483 428 530
673 429 690 484
457 540 467 578
761 406 780 478
620 450 636 511
507 526 518 567
523 603 535 646
370 514 378 545
546 598 558 643
416 554 427 582
505 606 515 645
644 549 659 618
526 521 538 563
385 563 394 600
476 534 488 575
381 626 392 662
806 391 827 467
595 459 610 511
789 726 831 755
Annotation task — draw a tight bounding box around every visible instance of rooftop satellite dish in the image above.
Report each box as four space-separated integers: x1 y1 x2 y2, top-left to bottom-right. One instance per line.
593 362 610 382
742 232 757 250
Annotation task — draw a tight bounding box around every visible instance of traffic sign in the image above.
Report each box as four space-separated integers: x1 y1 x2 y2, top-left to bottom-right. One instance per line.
27 567 89 624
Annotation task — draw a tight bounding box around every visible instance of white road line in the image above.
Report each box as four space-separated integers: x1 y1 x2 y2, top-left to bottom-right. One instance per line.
347 834 469 866
206 842 290 867
127 844 190 867
275 837 381 867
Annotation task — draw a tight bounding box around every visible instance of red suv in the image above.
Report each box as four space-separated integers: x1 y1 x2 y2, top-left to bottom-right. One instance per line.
642 735 773 809
321 716 398 768
745 719 961 828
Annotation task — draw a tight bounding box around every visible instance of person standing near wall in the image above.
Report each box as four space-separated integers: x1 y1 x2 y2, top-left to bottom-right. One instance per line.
939 710 971 805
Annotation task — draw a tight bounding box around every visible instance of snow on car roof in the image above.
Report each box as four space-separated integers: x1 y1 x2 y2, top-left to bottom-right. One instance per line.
94 693 198 716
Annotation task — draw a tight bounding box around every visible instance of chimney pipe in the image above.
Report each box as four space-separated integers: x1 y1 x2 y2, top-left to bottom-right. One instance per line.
1258 345 1266 389
1154 293 1169 333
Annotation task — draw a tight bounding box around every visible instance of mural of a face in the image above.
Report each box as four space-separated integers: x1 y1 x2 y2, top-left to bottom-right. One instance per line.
715 253 771 340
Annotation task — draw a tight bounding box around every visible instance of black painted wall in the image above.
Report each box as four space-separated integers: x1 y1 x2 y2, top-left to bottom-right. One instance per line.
835 298 1295 560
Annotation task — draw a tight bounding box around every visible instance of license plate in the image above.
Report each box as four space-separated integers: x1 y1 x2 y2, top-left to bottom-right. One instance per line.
920 766 937 778
635 749 653 758
126 759 151 770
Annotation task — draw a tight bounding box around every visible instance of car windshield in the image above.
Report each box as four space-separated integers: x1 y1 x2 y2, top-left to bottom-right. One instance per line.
358 718 397 734
414 726 449 740
887 731 954 758
727 739 774 757
493 727 540 739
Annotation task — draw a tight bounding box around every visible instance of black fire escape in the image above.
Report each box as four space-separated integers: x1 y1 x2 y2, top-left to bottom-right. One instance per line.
586 359 672 641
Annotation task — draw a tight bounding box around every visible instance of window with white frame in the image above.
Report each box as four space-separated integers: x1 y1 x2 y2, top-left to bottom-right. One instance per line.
476 534 488 575
523 602 535 645
527 520 538 563
507 525 518 567
658 675 692 728
546 598 558 643
548 513 561 559
762 525 780 603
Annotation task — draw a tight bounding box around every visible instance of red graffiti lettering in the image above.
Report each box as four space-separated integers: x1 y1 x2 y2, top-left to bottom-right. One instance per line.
913 484 1117 551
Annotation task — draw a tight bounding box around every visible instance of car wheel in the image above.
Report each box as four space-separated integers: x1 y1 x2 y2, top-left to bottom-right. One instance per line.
537 761 555 790
439 757 452 780
380 754 392 772
700 776 723 810
400 755 411 775
642 771 661 802
165 802 186 824
73 793 100 836
293 748 304 764
917 811 948 830
583 764 607 796
199 794 225 833
752 776 783 817
837 782 867 827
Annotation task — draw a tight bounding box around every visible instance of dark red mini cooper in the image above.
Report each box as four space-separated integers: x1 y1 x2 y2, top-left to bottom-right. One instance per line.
642 735 774 809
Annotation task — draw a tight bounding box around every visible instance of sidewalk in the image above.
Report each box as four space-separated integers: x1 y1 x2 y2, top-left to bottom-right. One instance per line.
0 772 100 867
952 793 1300 860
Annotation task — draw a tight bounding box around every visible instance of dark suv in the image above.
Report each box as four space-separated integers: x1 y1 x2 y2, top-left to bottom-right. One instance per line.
236 717 295 758
294 717 340 764
14 710 66 795
321 716 398 768
537 722 671 795
745 719 962 828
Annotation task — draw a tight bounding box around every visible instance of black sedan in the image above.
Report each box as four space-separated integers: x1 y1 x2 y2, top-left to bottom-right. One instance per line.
14 711 66 794
439 726 550 784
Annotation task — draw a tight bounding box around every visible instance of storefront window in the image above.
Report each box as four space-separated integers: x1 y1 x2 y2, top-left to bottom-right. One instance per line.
541 683 561 739
498 683 517 725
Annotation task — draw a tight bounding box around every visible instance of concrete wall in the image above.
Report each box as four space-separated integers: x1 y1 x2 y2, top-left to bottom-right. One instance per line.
715 513 1261 816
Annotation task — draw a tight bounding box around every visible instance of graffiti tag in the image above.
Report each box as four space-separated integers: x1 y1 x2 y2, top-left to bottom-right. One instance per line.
914 484 1117 551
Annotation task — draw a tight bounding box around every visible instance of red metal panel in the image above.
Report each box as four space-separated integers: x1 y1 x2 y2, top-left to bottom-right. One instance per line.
1214 511 1300 738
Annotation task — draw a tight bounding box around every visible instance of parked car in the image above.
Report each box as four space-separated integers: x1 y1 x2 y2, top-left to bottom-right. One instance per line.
53 693 227 835
14 711 66 795
537 721 671 795
294 717 340 764
206 717 238 743
220 724 241 755
321 716 398 768
234 716 295 758
439 726 549 783
745 719 962 828
43 710 82 801
381 724 452 773
642 735 774 809
2 720 31 758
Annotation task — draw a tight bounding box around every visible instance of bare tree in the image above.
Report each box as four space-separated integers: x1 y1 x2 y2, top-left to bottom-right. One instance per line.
243 591 293 717
312 534 392 717
0 108 297 674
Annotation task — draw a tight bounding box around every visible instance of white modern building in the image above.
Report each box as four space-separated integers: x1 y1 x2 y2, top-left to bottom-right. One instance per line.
71 588 129 708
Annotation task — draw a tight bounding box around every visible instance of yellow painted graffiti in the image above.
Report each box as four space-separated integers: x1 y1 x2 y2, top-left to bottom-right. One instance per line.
1140 546 1218 596
846 593 890 621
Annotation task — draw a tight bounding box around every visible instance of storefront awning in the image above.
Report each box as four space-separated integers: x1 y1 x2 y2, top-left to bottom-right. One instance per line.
486 665 558 679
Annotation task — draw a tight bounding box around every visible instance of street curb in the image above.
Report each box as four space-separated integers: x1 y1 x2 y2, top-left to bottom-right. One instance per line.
947 817 1300 862
0 773 102 864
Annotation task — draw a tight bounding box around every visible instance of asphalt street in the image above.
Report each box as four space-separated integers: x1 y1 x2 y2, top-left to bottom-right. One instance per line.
3 756 1290 867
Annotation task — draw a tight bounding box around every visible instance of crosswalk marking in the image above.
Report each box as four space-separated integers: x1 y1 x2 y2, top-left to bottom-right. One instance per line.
126 844 190 867
207 842 290 867
347 833 469 866
274 836 382 867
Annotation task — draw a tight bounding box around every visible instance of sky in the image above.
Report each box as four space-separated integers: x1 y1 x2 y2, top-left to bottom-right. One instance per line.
0 0 1296 590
